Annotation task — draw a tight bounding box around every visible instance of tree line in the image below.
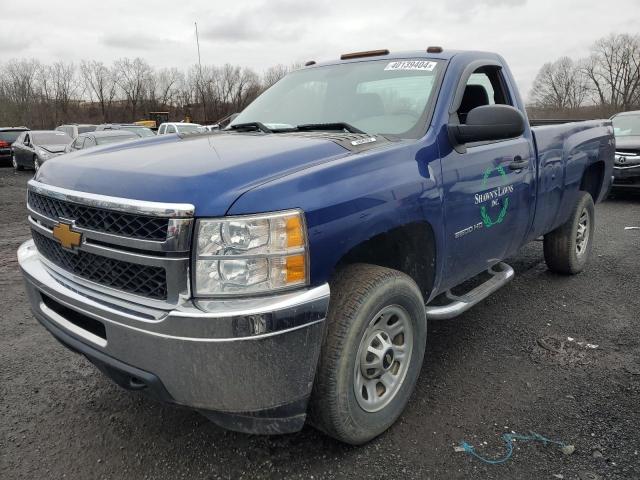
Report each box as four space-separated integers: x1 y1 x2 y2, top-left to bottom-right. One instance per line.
529 33 640 119
0 58 296 128
4 33 638 128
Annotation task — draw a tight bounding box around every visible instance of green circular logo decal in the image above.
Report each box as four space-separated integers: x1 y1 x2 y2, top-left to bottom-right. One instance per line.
479 165 510 228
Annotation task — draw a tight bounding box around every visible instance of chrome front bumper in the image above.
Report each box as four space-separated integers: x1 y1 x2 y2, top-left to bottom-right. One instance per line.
18 240 329 433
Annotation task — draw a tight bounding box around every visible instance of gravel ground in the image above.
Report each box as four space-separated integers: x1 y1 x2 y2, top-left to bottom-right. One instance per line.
1 167 639 480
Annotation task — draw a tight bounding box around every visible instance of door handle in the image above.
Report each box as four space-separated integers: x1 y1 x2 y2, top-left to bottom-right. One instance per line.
508 156 528 171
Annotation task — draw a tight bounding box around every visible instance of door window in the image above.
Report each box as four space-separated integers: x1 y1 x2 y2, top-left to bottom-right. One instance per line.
166 125 176 134
457 66 511 124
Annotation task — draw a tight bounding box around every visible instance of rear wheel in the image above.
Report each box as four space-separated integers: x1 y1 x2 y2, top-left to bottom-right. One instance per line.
12 155 23 171
543 191 595 274
309 264 427 444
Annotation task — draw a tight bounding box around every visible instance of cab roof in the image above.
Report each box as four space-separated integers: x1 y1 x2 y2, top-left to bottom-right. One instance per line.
306 49 500 69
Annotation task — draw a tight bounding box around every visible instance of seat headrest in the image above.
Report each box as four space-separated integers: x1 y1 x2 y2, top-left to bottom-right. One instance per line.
459 84 490 119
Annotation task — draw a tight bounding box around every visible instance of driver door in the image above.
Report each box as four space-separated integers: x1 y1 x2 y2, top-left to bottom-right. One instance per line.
439 65 535 289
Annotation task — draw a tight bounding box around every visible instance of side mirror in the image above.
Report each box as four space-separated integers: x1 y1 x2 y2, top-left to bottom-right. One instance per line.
449 104 525 145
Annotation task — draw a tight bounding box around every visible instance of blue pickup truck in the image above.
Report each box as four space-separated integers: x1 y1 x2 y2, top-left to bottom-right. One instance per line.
18 48 614 444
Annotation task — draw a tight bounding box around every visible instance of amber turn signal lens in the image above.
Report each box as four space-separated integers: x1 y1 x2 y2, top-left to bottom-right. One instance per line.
286 255 306 283
286 216 304 248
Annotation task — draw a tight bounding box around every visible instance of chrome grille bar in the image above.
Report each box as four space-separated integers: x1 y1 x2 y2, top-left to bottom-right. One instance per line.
26 180 195 309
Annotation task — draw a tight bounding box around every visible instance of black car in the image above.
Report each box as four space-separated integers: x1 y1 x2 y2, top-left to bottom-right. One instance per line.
611 110 640 190
95 124 156 138
65 130 138 153
11 130 72 171
0 127 29 166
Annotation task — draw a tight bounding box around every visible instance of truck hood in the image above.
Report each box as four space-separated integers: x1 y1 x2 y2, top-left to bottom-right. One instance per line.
36 132 349 216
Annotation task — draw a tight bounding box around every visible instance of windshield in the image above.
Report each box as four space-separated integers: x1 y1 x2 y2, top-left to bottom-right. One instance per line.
96 134 136 145
0 131 26 143
176 124 201 133
231 59 441 137
119 126 155 137
612 114 640 137
78 126 96 134
32 132 71 145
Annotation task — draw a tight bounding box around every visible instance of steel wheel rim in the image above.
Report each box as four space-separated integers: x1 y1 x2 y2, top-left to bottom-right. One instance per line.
576 208 590 256
354 304 414 413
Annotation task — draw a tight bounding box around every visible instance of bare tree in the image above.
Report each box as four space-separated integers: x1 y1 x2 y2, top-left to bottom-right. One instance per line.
233 68 261 111
113 57 153 121
262 64 289 89
153 67 184 108
582 33 640 110
261 63 302 89
36 63 55 127
80 60 118 122
1 59 41 126
530 57 588 109
50 61 78 123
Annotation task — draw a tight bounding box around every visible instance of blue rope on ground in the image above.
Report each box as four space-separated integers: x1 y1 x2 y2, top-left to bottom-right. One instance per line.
459 431 567 465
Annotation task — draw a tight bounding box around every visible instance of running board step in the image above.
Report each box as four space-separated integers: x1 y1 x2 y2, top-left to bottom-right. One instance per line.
425 262 514 320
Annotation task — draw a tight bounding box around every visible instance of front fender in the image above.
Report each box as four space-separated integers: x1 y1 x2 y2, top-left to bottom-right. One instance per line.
227 138 446 296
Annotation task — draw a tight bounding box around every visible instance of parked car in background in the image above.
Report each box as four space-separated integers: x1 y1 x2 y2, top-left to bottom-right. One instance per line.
55 124 96 139
65 130 139 153
611 110 640 190
0 126 29 166
11 130 71 171
157 122 202 135
95 124 156 138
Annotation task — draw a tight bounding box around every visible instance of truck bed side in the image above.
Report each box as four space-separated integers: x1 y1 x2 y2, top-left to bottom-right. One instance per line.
527 120 614 241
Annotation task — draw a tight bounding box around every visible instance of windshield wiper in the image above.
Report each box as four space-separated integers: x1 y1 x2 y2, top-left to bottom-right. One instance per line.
228 122 273 133
296 122 366 134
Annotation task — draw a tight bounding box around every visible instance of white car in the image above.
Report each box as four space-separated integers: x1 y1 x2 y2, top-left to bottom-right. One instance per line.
157 122 202 135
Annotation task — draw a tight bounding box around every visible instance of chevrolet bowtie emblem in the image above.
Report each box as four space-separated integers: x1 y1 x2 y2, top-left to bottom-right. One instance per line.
52 222 82 250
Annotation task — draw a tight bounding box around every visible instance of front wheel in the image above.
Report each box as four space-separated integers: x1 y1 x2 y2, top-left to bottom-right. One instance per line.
12 155 23 171
544 191 595 274
309 264 427 444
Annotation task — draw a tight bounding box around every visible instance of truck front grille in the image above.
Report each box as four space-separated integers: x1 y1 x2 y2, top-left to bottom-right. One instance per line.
32 230 168 300
28 191 169 241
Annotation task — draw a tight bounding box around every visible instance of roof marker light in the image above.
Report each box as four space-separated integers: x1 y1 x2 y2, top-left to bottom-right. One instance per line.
305 60 316 66
427 46 443 53
340 49 390 60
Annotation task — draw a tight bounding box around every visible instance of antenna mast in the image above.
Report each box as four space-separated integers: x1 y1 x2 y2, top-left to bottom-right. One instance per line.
194 22 206 123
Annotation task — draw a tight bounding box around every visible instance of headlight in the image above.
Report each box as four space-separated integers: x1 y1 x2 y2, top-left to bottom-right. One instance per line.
37 148 51 159
193 210 308 296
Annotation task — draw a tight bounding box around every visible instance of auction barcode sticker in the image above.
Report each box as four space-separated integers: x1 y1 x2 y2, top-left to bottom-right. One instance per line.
384 60 437 71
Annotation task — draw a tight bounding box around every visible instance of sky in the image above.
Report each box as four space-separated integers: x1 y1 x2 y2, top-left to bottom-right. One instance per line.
2 0 639 100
